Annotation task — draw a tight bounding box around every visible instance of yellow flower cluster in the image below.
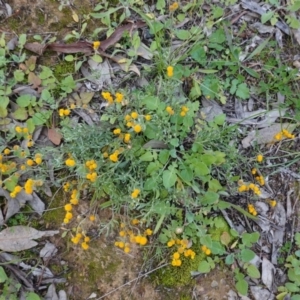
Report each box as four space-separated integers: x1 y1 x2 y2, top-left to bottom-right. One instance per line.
70 189 79 205
59 108 71 117
167 239 195 267
201 245 211 256
10 185 22 198
109 150 119 163
166 106 174 115
248 204 257 216
238 183 261 195
113 128 121 135
274 129 295 141
34 153 42 165
180 106 189 117
131 188 140 198
71 232 91 250
255 175 265 186
65 158 76 167
167 66 174 77
24 178 34 194
15 126 29 134
114 222 152 253
85 160 97 182
102 91 124 105
169 2 179 12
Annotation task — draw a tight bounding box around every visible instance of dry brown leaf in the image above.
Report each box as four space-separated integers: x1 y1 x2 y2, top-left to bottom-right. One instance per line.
0 226 59 252
72 11 79 22
48 128 62 145
28 72 41 88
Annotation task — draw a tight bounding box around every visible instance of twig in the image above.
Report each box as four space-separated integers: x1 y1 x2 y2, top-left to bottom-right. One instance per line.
95 263 169 300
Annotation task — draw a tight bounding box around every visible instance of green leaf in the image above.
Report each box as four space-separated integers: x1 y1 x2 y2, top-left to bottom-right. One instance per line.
194 161 209 176
65 55 74 62
288 0 300 12
0 267 7 283
175 30 191 40
241 249 255 262
12 107 28 120
246 264 260 279
242 66 260 78
198 69 218 74
190 45 206 65
142 96 161 110
212 6 224 19
203 191 219 204
261 11 274 24
144 177 156 191
26 118 35 133
140 151 153 162
245 36 271 61
225 254 234 265
236 83 250 99
156 0 165 11
291 295 300 300
285 282 300 292
154 214 165 234
16 94 35 107
198 260 211 273
179 166 193 182
158 150 169 164
163 169 177 189
236 279 248 295
25 292 41 300
0 96 9 108
4 175 18 191
220 232 231 246
91 54 103 63
14 70 25 82
0 107 8 118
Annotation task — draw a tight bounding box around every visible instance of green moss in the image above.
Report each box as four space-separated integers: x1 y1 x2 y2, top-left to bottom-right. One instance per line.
36 9 46 25
43 192 65 226
53 60 75 81
153 248 206 287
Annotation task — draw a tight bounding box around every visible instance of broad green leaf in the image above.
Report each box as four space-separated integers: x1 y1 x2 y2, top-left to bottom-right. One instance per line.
4 175 18 191
203 191 219 204
144 177 156 191
139 151 153 162
236 279 248 295
285 282 300 292
246 264 260 279
225 254 234 265
156 0 165 11
91 54 103 63
261 11 274 24
26 118 35 133
175 30 191 40
25 292 41 300
0 107 7 118
241 249 255 262
190 45 206 65
291 295 300 300
163 169 177 189
158 150 169 164
179 166 193 182
0 267 7 283
198 260 211 273
288 1 300 12
220 232 231 246
0 96 9 108
201 153 217 166
12 107 28 120
212 6 224 19
142 96 160 110
194 161 209 176
17 94 35 107
14 70 25 82
65 55 74 62
236 83 250 99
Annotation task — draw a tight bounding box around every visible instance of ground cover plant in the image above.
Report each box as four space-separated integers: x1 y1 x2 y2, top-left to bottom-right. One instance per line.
0 0 300 299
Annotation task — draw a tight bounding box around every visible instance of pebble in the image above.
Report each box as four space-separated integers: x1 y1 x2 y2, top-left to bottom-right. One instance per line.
211 280 218 288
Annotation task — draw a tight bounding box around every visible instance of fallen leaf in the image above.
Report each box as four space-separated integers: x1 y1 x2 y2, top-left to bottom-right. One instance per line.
261 257 275 290
28 72 41 88
40 242 58 260
48 128 62 145
0 226 59 252
72 11 79 22
27 193 45 215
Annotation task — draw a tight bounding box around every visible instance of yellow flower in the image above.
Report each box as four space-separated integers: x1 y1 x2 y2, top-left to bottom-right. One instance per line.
119 231 126 237
3 148 10 155
167 239 175 247
124 115 131 121
101 91 114 104
167 66 174 77
89 215 96 221
269 200 277 207
65 158 76 167
251 168 257 175
115 92 124 103
71 237 80 244
81 242 89 250
180 111 186 117
113 128 121 135
93 41 101 50
34 156 42 165
257 154 263 163
63 218 70 224
118 241 125 248
181 106 189 112
63 109 70 116
169 2 179 12
126 121 133 128
139 236 147 245
70 198 79 205
124 246 130 253
131 188 140 198
103 152 108 158
131 112 138 119
65 212 73 220
133 124 142 133
145 229 153 236
166 106 174 115
64 203 72 211
173 252 180 259
131 218 139 225
274 132 283 141
144 115 151 121
24 179 34 194
15 126 22 133
238 185 248 192
70 103 76 109
22 128 28 134
205 249 211 255
84 236 90 242
109 152 119 162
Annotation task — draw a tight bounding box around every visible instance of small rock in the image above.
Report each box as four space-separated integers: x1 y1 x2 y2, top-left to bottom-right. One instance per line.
211 280 218 288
